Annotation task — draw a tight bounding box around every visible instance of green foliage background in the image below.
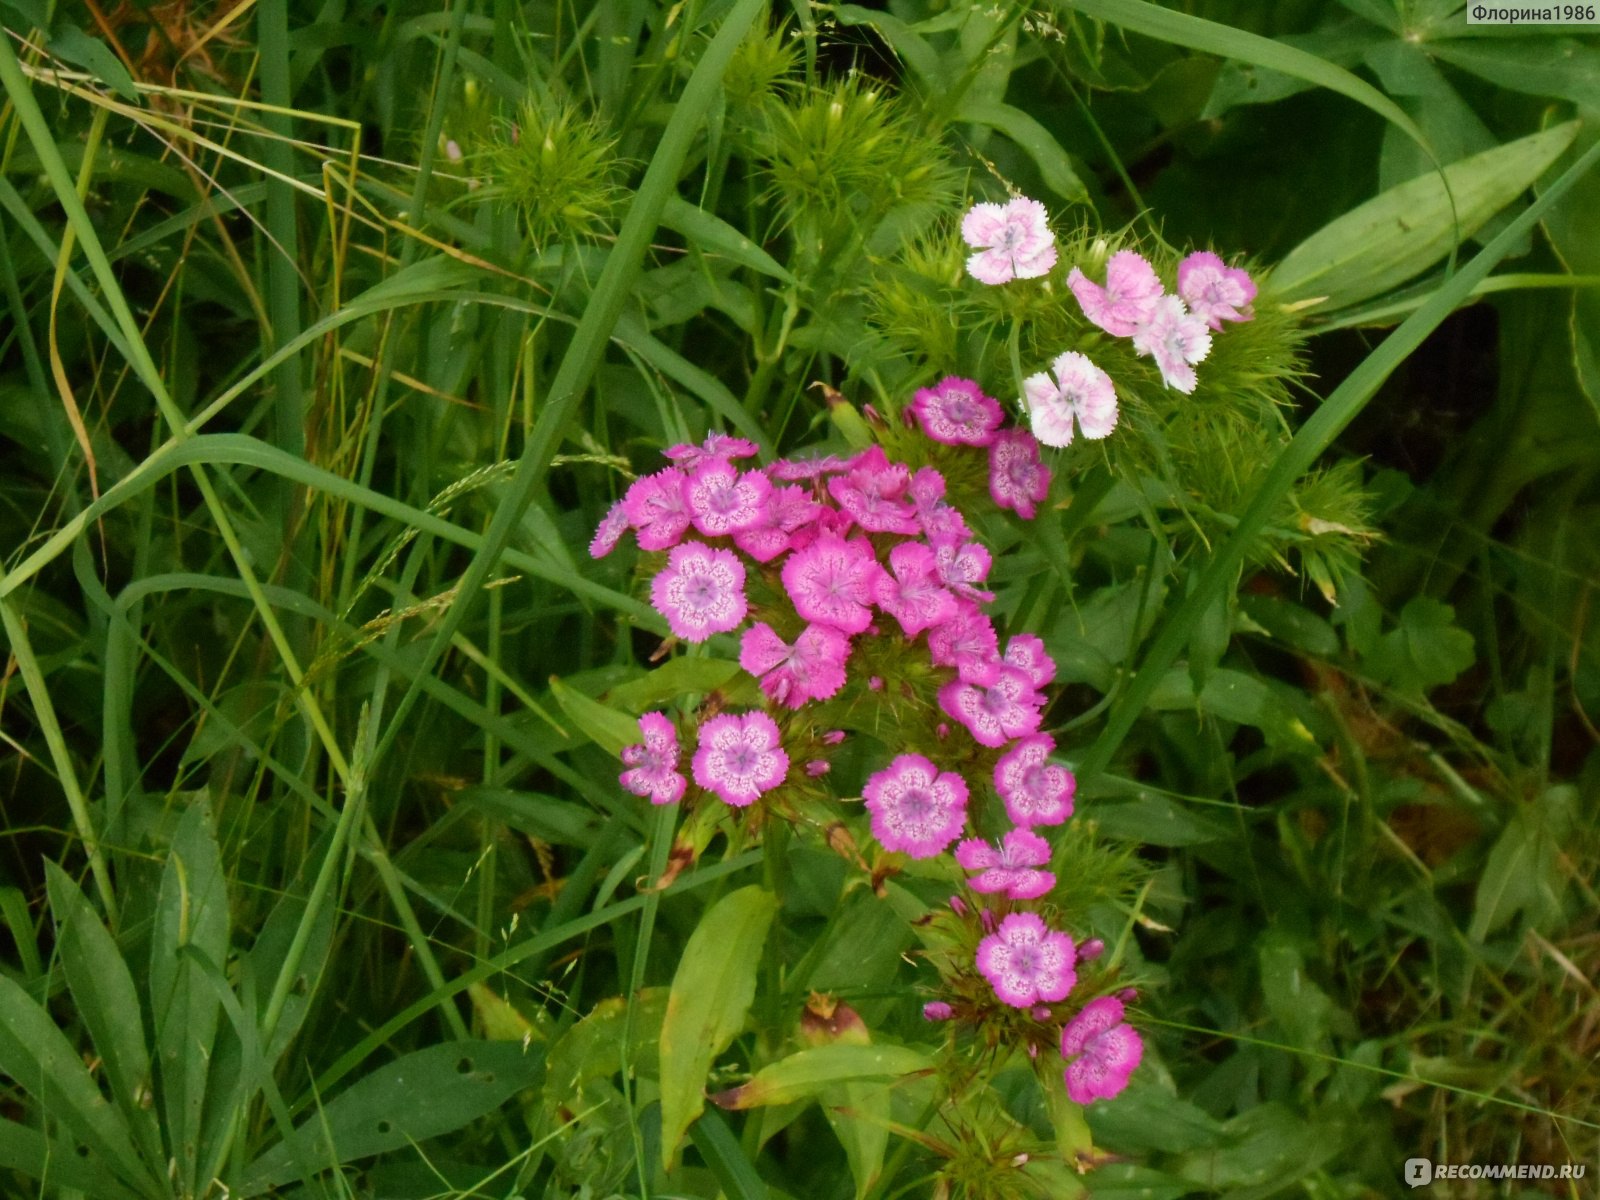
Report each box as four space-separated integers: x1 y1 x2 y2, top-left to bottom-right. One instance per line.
0 0 1597 1196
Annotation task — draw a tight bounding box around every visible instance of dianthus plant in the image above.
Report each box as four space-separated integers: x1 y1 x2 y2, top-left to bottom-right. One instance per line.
593 195 1264 1188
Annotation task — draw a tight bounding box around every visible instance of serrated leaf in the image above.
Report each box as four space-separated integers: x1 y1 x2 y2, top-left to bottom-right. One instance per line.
548 675 640 758
658 885 776 1166
1272 122 1579 310
710 1044 933 1110
241 1040 547 1192
1367 597 1475 694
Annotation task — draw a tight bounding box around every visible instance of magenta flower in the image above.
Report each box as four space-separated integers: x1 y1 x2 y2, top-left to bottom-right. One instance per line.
933 540 994 603
1066 251 1162 337
926 600 999 681
873 542 958 637
769 453 849 482
622 468 692 551
1131 295 1212 394
988 429 1051 520
961 197 1058 285
1023 351 1118 448
738 621 851 708
976 912 1076 1008
995 734 1076 828
1177 251 1256 330
650 541 748 642
922 1000 954 1022
618 711 686 805
828 447 919 535
683 461 772 538
781 533 883 634
863 753 969 858
954 828 1056 899
1002 635 1056 689
663 432 759 470
1060 996 1143 1105
910 377 1005 447
692 711 789 807
938 665 1044 748
733 484 820 563
590 501 630 559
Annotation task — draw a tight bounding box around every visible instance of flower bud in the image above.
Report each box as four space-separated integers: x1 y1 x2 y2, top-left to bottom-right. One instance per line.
1078 938 1105 961
922 1001 953 1022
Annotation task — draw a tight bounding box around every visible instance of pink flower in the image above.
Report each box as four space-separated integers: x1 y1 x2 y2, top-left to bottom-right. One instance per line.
933 541 994 603
1131 295 1212 394
873 542 958 637
1023 351 1118 448
732 484 821 563
619 711 686 805
1002 635 1056 689
908 467 971 546
650 542 748 641
781 533 883 634
994 735 1076 827
738 622 851 708
1060 996 1143 1104
927 600 999 682
863 753 969 858
770 454 849 482
976 912 1076 1008
1177 251 1256 330
692 711 789 807
910 377 1004 446
938 666 1043 748
1067 251 1162 337
663 432 759 470
622 468 692 551
683 461 772 538
828 447 919 535
590 501 630 558
954 828 1056 899
988 429 1051 520
961 197 1058 285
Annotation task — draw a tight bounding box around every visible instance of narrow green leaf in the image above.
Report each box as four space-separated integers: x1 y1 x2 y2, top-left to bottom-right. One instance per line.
46 25 139 100
658 884 777 1168
149 799 230 1198
662 194 795 283
0 886 41 980
1272 122 1579 310
44 864 163 1171
549 675 640 758
1469 786 1575 942
710 1044 934 1110
604 658 742 713
959 101 1086 202
0 1114 145 1199
690 1108 772 1200
241 1040 547 1193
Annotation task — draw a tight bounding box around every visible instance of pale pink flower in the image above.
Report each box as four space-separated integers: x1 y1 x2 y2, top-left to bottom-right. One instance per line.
1177 251 1256 330
1067 251 1162 337
738 622 851 708
618 711 686 805
926 600 999 682
1023 351 1118 448
961 197 1058 285
1060 996 1143 1104
650 541 747 641
1131 295 1212 394
1002 635 1056 689
988 429 1051 520
994 734 1075 827
872 542 957 637
692 711 789 807
769 453 849 482
954 828 1056 899
938 665 1044 748
733 484 821 563
863 753 969 858
976 912 1076 1008
933 540 994 603
910 377 1004 446
781 533 883 634
828 446 919 535
663 432 759 470
683 461 772 537
622 468 692 551
590 501 629 558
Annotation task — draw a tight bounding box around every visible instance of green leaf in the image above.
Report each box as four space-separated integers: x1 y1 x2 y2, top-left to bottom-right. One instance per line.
0 1115 146 1199
46 25 139 100
0 973 158 1196
710 1044 933 1110
604 657 742 713
662 194 795 283
149 798 230 1198
1366 597 1475 694
1271 122 1579 310
548 675 640 758
1538 113 1600 425
958 101 1086 202
1469 785 1575 942
658 884 776 1167
44 864 163 1170
1149 668 1320 753
241 1040 547 1193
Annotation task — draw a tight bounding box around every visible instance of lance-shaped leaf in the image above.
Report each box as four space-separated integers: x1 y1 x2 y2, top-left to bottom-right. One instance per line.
658 884 776 1168
711 1044 934 1110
